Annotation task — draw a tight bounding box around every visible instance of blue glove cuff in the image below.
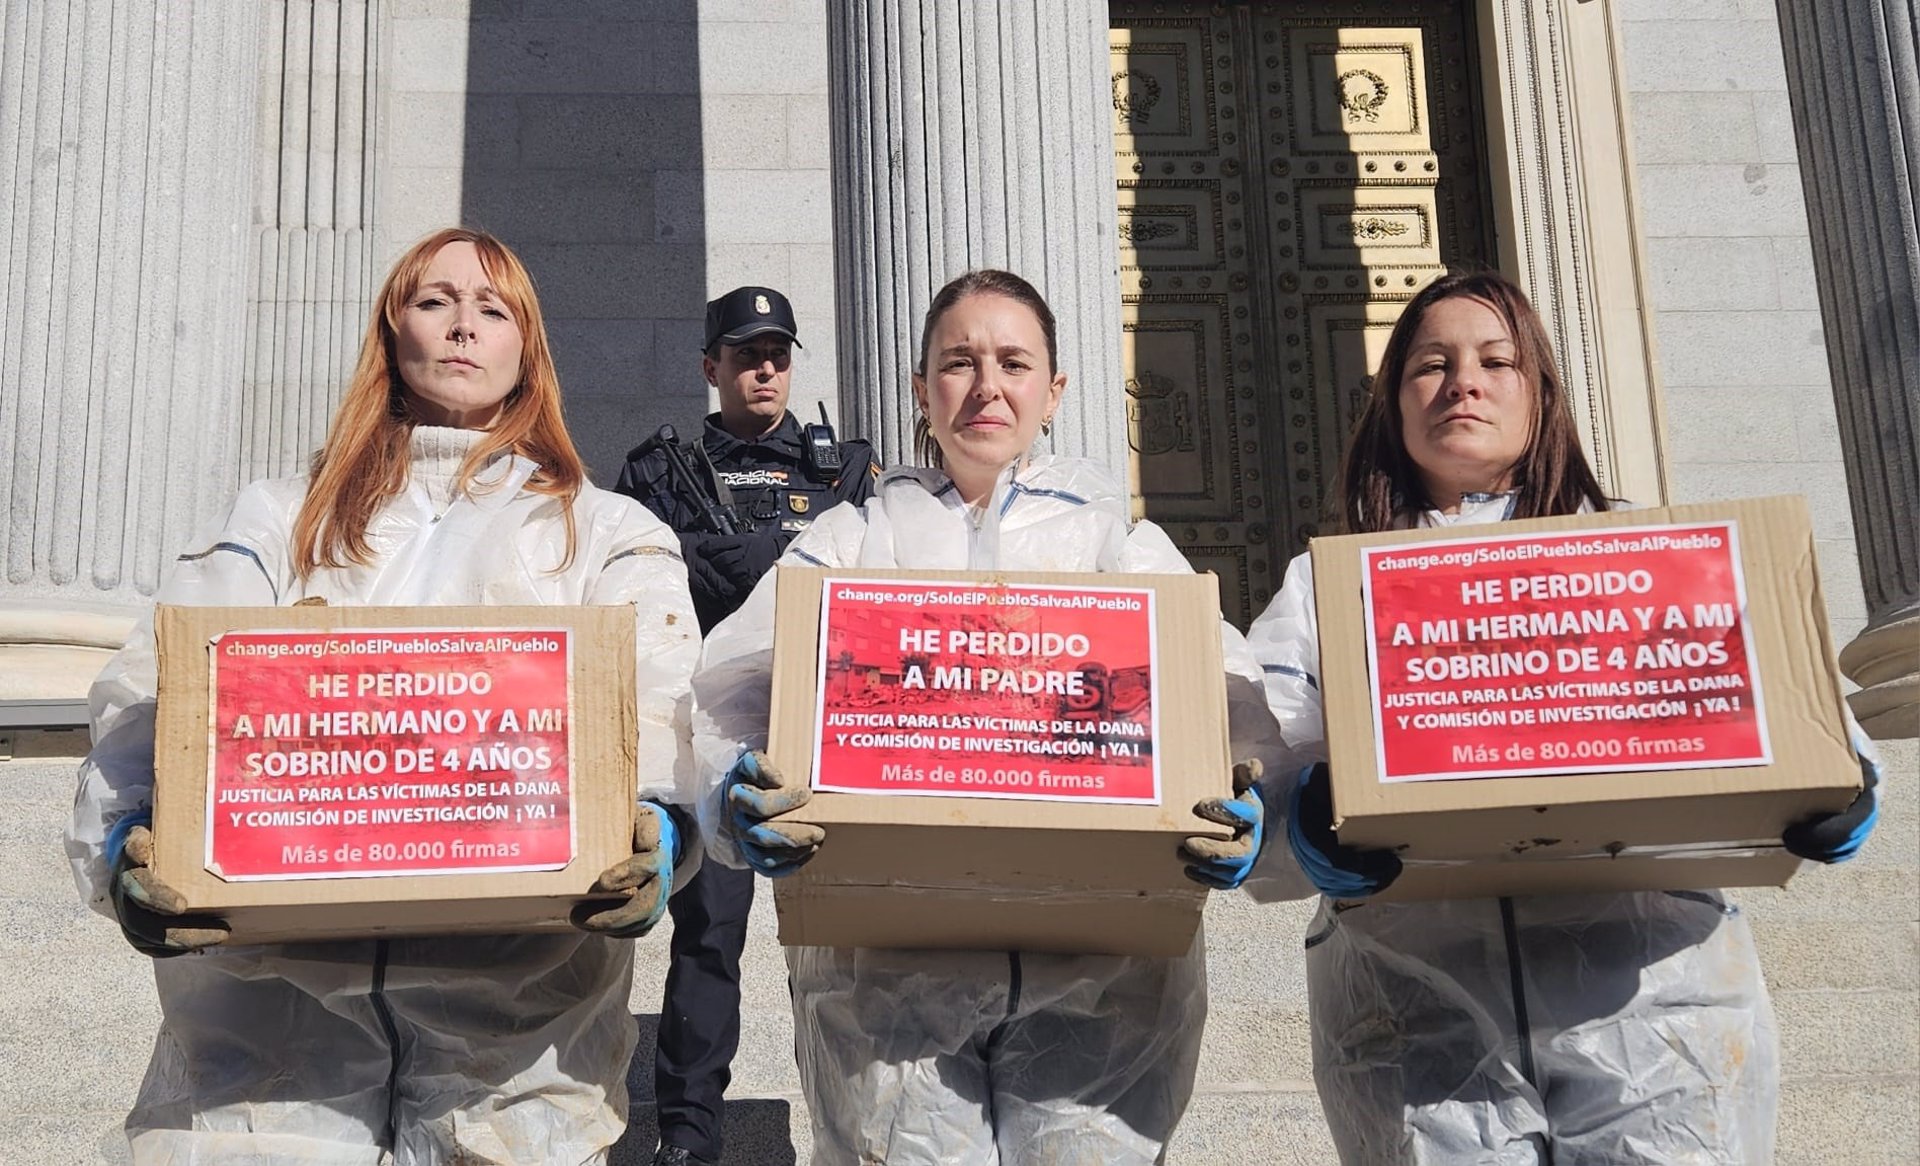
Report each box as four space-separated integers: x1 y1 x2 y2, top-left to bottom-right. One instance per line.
1286 764 1397 899
105 810 152 868
1828 748 1881 862
641 801 684 868
1782 726 1883 864
1222 787 1264 833
1184 782 1267 891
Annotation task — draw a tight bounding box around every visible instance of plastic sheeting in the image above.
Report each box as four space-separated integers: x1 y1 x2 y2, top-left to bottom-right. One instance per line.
790 938 1208 1166
66 426 701 1162
130 933 640 1165
1302 891 1777 1165
690 457 1308 1165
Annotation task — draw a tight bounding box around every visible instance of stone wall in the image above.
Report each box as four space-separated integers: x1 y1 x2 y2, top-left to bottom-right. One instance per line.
1 2 1908 1162
381 0 838 484
1620 0 1869 649
1619 2 1917 1157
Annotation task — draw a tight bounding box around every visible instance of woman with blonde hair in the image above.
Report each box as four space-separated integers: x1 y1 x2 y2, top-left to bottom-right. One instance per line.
67 227 701 1163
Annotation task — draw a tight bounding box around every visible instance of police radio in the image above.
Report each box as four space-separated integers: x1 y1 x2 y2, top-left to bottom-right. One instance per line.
802 402 844 478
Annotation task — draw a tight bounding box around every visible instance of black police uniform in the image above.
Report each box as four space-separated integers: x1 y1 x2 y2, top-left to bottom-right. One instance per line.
616 411 878 633
614 411 875 1166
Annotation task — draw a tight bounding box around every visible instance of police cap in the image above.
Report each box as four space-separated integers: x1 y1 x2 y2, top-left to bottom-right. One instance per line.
703 286 803 351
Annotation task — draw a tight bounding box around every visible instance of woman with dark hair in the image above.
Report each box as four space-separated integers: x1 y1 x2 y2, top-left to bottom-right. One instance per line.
1243 270 1879 1162
1338 271 1609 529
67 228 702 1163
687 269 1302 1165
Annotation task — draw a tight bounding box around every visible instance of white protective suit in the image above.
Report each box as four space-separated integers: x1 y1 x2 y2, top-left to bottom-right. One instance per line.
1244 492 1779 1165
67 427 701 1166
690 457 1303 1166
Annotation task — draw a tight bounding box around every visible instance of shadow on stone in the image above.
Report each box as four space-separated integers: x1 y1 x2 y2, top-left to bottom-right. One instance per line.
459 1 708 481
612 1011 797 1166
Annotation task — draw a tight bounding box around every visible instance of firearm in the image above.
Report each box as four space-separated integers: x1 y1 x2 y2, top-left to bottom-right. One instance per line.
642 425 741 534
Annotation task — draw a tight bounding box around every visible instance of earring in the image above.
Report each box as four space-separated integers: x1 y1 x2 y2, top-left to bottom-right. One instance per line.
1042 416 1054 437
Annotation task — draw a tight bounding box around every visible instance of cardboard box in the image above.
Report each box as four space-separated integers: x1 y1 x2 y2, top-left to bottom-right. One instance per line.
765 568 1231 957
152 604 637 944
1311 496 1861 900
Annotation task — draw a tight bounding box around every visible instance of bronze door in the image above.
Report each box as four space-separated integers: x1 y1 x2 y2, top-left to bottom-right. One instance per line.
1112 1 1495 627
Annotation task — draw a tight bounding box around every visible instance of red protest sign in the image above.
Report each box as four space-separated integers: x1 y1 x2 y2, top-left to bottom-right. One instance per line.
206 628 576 879
1360 522 1770 782
811 579 1162 804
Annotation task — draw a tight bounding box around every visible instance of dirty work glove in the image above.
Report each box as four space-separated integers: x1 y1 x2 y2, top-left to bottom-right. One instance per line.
1783 731 1882 864
1181 759 1270 890
106 817 228 958
1287 763 1402 899
726 751 825 877
571 802 685 938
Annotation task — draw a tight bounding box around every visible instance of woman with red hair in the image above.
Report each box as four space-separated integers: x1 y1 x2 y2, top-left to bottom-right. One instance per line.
68 228 700 1163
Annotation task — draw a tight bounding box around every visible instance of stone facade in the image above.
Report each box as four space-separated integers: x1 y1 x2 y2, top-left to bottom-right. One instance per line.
1625 2 1868 648
0 1 1911 1162
1770 0 1919 741
1618 5 1918 1156
826 0 1128 471
0 1 265 705
244 0 379 488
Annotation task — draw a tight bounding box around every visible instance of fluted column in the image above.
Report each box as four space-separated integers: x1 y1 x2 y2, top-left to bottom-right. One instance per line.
1477 0 1670 507
827 0 1127 472
0 0 264 702
242 0 378 485
1775 0 1920 739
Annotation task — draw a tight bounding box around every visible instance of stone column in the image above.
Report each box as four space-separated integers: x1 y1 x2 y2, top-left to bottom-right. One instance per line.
1478 0 1670 508
826 0 1127 472
0 0 264 706
242 0 379 484
1775 0 1920 739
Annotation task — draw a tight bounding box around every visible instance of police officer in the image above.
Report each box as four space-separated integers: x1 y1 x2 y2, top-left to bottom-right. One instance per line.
616 285 877 1166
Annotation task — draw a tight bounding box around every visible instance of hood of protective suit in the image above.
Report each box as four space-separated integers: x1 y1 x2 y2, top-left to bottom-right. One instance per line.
789 456 1137 571
1248 490 1527 759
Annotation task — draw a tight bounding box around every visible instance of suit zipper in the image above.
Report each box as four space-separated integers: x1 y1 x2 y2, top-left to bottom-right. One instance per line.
370 938 402 1148
1498 896 1541 1093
